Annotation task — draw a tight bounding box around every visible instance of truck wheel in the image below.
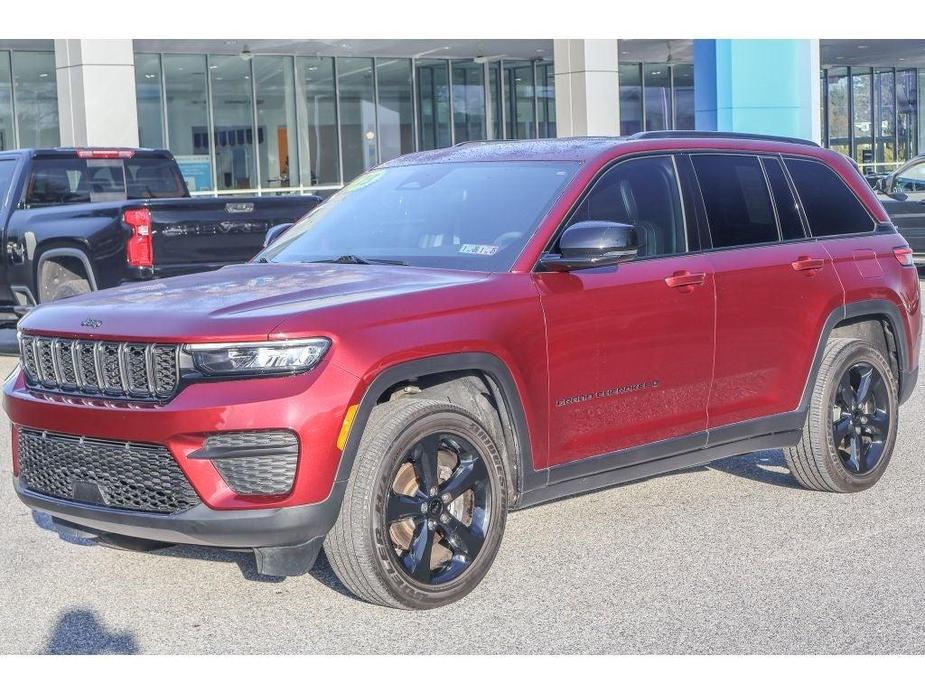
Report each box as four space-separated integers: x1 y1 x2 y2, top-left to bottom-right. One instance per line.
324 397 508 609
38 256 92 303
784 338 898 493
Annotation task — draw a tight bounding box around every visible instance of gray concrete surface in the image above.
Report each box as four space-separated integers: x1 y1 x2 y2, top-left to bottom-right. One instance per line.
1 305 925 655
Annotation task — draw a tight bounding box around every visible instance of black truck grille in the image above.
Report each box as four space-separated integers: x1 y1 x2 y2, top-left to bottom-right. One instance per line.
17 428 200 514
19 334 179 400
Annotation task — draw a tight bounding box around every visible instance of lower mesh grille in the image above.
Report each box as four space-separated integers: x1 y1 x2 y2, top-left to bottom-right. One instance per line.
193 430 299 496
18 428 200 514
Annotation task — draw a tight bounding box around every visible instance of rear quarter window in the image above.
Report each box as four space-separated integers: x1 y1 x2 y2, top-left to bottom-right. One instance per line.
784 158 874 237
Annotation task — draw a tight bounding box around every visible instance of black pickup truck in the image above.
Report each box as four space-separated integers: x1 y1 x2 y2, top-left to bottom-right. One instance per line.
0 147 320 323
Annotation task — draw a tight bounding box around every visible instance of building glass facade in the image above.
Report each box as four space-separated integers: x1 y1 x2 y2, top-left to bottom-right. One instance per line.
618 62 695 135
822 65 920 171
0 50 59 150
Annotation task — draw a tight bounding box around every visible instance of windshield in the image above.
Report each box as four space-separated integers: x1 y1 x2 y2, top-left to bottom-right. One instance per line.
258 161 580 272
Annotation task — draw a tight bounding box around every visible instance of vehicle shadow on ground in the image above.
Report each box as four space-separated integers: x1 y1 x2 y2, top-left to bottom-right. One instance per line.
706 449 800 489
42 609 139 654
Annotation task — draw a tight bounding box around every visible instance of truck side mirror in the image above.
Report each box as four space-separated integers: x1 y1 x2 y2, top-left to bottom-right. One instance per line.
264 223 293 248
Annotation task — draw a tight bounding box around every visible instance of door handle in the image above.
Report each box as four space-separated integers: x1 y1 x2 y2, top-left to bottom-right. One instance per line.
664 270 707 289
791 256 825 273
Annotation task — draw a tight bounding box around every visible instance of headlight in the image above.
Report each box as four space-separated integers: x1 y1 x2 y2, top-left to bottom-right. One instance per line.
185 338 330 376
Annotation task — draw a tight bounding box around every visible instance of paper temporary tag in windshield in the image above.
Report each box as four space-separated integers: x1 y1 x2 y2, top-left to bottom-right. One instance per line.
459 244 500 256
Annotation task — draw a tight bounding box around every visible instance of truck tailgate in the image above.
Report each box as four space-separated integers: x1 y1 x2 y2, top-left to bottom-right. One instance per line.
146 195 319 272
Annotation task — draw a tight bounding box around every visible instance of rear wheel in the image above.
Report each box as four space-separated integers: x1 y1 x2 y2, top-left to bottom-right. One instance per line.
324 397 508 609
38 255 92 303
784 338 898 492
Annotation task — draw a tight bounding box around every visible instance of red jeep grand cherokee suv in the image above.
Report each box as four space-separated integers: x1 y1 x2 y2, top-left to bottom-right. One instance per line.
5 132 921 609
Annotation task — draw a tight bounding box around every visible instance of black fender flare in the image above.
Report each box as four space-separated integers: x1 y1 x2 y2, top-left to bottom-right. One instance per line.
333 352 544 506
801 298 917 407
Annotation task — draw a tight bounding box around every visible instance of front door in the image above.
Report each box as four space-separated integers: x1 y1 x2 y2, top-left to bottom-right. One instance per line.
537 155 716 469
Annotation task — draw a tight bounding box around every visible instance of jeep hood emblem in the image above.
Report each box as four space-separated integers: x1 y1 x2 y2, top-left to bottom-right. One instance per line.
81 318 103 328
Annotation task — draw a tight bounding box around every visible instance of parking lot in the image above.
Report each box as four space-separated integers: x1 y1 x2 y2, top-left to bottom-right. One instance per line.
1 296 925 655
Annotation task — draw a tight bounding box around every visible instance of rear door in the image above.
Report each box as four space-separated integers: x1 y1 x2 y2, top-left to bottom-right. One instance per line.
0 155 23 309
691 153 845 431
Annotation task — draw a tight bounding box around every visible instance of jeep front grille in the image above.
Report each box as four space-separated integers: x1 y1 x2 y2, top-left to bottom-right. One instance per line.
18 428 200 514
18 334 179 400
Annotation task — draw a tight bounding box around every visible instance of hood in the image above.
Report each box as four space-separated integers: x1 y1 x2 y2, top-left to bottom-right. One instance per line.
19 262 488 342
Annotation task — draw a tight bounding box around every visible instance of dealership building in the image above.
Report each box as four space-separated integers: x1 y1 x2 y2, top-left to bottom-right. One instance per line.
0 39 921 195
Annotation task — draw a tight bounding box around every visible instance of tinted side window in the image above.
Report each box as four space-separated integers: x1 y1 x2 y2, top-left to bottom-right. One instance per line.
784 158 874 237
568 155 686 258
692 154 778 248
761 157 805 241
892 161 925 192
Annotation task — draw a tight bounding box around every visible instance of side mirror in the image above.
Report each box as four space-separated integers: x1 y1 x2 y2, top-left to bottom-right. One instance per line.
541 221 639 272
888 190 908 202
264 223 293 248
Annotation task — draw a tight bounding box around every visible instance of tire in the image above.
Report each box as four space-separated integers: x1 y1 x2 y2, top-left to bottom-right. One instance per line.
784 337 898 493
324 397 508 609
38 257 92 303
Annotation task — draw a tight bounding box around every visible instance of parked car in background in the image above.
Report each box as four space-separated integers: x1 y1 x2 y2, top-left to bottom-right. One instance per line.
5 133 921 610
874 154 925 265
0 147 321 325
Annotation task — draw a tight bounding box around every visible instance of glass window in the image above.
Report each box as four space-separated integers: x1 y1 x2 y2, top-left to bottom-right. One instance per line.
487 62 502 140
761 157 805 241
568 155 686 258
12 52 59 148
376 59 414 162
785 158 874 237
338 57 377 182
124 157 187 198
893 160 925 192
25 158 124 205
537 61 556 138
163 55 212 191
826 68 849 156
619 63 642 136
452 60 486 144
643 64 671 131
209 56 257 191
672 64 694 130
874 68 895 164
897 69 917 163
0 52 14 150
692 155 778 248
254 56 299 190
261 161 580 272
135 54 164 149
851 68 873 167
416 60 451 150
0 159 18 210
504 61 536 139
297 57 340 187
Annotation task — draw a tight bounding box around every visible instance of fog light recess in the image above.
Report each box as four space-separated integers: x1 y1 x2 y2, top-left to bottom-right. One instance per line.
191 430 299 496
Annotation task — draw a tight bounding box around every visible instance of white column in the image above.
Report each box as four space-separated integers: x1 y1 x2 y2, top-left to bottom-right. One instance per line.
553 39 620 137
55 39 139 147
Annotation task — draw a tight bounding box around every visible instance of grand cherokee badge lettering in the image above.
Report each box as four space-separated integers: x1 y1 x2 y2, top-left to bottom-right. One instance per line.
556 380 660 408
80 318 103 328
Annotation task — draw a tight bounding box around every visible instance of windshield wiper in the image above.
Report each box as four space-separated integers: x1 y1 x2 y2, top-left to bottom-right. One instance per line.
311 255 407 266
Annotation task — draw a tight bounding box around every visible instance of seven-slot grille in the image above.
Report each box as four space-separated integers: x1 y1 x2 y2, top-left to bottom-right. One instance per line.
19 334 179 400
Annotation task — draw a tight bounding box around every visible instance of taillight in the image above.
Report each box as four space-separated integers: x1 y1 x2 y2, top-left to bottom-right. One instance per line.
124 207 153 268
893 246 915 267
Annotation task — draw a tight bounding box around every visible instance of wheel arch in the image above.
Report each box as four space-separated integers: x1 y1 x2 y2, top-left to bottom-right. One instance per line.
803 299 915 408
34 243 99 302
334 352 541 508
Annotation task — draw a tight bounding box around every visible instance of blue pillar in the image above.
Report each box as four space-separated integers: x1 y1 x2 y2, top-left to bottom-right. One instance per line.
694 39 820 142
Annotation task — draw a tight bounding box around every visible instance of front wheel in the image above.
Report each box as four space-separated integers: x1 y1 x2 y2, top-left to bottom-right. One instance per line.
324 398 508 609
784 338 899 493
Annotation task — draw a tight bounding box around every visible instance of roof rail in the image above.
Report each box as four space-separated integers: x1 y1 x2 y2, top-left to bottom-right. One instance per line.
628 130 820 148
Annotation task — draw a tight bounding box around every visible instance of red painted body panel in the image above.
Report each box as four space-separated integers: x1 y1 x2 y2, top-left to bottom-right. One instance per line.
4 135 920 517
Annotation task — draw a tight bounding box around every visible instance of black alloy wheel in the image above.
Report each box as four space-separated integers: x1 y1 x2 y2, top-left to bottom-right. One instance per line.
832 361 891 475
384 431 492 585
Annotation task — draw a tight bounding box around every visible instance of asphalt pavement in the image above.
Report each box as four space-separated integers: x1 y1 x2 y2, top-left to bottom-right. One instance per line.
1 296 925 654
